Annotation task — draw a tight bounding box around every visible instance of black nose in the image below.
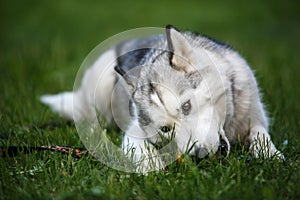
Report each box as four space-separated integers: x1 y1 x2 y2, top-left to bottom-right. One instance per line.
160 125 171 133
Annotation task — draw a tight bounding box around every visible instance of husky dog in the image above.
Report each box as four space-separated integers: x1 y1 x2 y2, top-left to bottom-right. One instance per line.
41 25 284 172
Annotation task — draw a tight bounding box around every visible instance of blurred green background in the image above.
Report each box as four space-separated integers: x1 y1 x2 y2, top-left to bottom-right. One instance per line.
0 0 299 199
0 0 299 133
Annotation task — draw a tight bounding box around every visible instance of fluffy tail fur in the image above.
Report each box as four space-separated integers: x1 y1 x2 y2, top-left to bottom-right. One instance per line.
40 92 74 120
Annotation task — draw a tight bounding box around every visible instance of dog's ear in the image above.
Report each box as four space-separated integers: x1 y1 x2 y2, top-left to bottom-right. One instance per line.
114 65 141 87
166 25 195 73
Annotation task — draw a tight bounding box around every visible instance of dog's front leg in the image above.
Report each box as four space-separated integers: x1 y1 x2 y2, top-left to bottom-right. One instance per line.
122 121 164 173
249 126 284 159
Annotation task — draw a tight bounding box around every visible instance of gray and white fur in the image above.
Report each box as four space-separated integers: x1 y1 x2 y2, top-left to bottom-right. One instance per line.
41 25 284 172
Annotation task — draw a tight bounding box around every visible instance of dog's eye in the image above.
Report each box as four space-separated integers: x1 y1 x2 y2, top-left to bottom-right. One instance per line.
181 100 191 115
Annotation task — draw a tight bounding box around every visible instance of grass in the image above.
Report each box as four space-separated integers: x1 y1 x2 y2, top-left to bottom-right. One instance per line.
0 0 299 199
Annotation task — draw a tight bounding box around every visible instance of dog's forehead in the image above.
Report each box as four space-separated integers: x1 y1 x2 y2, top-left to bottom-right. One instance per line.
150 74 193 115
135 60 196 114
149 62 191 90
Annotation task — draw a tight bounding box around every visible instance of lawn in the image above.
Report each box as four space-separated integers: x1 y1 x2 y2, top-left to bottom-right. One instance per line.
0 0 299 199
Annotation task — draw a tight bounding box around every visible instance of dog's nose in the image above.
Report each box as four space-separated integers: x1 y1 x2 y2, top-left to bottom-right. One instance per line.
193 145 213 158
193 145 206 157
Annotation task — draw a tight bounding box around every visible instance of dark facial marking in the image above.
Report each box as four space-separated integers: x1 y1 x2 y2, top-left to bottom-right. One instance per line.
137 107 152 126
149 82 155 94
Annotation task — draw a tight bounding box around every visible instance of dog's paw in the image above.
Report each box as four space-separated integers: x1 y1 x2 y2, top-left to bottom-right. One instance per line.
135 157 165 174
250 139 285 160
127 152 165 174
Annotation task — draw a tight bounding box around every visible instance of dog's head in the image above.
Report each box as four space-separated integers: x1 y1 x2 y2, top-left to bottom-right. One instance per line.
116 25 227 158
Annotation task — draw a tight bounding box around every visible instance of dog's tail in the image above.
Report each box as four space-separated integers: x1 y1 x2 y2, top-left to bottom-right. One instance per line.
40 92 75 120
